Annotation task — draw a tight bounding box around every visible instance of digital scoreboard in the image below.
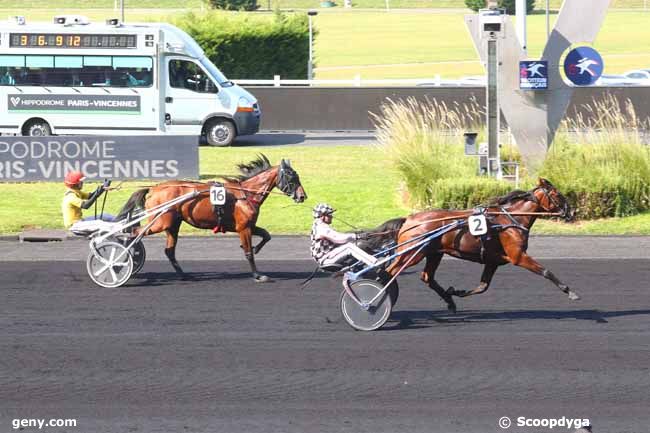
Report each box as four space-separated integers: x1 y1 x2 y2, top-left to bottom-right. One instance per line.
9 33 137 49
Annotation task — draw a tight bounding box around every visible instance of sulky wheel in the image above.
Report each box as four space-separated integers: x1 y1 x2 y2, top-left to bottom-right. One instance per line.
87 240 134 288
340 279 392 331
387 280 399 306
121 238 146 275
130 240 146 275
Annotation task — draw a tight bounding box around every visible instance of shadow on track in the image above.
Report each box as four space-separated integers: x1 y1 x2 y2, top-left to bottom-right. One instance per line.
130 270 329 287
381 309 650 331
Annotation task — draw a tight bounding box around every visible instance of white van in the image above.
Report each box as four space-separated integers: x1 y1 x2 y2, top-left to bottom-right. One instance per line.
0 16 260 146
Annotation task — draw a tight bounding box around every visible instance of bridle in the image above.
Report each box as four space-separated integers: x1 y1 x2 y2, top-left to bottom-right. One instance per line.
235 165 301 207
277 165 301 200
535 186 570 220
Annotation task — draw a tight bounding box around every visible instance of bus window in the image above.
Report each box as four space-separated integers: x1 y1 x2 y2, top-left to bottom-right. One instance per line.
112 56 152 87
0 55 23 85
169 59 217 93
0 68 17 85
0 54 153 87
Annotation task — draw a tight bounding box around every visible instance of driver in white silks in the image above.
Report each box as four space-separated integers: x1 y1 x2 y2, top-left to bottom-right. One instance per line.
310 203 377 269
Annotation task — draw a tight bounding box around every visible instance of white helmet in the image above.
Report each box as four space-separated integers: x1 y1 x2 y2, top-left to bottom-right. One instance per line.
313 203 335 218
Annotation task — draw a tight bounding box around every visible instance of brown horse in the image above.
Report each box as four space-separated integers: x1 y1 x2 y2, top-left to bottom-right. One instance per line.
369 178 578 313
117 155 306 282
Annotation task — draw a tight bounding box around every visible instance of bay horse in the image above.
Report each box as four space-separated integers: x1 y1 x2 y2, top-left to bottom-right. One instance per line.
117 155 306 282
367 178 579 313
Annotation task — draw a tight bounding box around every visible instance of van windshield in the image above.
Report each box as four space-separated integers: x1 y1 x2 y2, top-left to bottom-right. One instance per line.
200 57 233 87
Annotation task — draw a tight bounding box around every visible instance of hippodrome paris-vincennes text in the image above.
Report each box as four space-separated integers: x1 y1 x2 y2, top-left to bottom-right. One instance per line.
0 139 179 179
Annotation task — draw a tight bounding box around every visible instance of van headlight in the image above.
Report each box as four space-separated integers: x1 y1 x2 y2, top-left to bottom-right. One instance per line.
237 97 255 113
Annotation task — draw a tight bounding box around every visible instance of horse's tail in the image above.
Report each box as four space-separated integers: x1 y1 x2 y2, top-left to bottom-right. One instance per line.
115 188 149 221
358 217 406 252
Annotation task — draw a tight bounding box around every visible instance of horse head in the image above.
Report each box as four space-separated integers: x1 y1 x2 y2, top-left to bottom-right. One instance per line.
535 178 574 222
277 159 307 203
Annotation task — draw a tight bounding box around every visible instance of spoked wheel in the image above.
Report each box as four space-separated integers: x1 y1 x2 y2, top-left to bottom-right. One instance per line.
366 269 399 306
87 241 134 288
340 279 392 331
121 238 146 275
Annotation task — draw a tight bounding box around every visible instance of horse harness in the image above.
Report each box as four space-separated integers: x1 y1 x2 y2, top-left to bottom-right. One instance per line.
453 206 530 262
209 165 298 233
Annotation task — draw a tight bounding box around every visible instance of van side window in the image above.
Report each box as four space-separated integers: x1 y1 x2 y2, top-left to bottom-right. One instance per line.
169 60 218 93
0 55 152 87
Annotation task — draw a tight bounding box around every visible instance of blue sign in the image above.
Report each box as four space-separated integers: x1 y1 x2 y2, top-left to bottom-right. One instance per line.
563 46 604 86
519 60 548 90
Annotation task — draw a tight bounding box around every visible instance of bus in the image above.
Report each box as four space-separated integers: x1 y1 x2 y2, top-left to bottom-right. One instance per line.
0 15 260 146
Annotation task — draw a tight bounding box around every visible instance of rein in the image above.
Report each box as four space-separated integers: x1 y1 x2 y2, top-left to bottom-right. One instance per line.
366 210 563 238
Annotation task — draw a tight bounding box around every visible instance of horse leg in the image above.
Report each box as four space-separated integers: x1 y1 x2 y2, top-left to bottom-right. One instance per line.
506 251 580 300
239 227 271 283
448 262 499 298
421 253 457 313
252 226 271 255
164 218 186 276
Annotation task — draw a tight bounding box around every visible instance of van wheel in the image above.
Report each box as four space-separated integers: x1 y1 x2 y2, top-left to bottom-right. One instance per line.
24 120 52 137
205 119 235 147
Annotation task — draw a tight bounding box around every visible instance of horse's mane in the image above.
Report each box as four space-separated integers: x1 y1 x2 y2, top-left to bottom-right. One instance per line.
491 189 535 206
219 154 272 182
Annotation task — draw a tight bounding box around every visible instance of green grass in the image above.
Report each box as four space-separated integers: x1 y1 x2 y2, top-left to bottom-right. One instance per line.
1 145 650 236
314 10 650 79
535 212 650 235
0 0 205 7
5 8 650 79
0 145 407 235
2 0 647 8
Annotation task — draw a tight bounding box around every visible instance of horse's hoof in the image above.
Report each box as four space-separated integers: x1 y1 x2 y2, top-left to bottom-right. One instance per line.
447 301 457 314
568 291 580 301
254 275 272 283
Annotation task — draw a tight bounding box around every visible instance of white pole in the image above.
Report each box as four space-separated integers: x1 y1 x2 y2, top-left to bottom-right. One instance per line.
308 15 313 81
121 0 125 22
546 0 550 41
516 0 527 54
385 0 390 12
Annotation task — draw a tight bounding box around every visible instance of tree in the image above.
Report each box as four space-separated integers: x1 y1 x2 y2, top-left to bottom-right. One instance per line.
208 0 259 11
465 0 486 11
498 0 535 14
465 0 535 14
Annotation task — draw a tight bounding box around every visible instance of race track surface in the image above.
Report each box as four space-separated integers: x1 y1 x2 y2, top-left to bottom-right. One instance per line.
1 240 649 432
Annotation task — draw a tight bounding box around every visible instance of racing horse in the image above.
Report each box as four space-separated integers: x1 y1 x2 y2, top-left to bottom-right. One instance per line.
117 155 306 282
367 178 578 313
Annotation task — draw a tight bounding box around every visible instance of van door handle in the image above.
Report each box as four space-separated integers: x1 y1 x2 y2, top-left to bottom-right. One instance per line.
165 97 173 103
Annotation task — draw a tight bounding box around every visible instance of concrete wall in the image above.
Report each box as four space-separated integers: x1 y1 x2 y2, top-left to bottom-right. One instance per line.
245 86 650 131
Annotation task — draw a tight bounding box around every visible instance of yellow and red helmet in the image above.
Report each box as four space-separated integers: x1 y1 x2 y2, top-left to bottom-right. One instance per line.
64 170 86 187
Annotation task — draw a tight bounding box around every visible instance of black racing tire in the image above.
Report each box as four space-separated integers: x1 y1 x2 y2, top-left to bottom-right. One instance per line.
130 240 146 275
24 119 52 137
387 280 399 306
205 119 236 147
366 269 399 306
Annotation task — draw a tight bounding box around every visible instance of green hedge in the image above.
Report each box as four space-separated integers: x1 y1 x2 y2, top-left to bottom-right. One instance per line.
420 177 515 210
539 137 650 219
374 97 515 211
172 11 310 79
376 97 650 219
